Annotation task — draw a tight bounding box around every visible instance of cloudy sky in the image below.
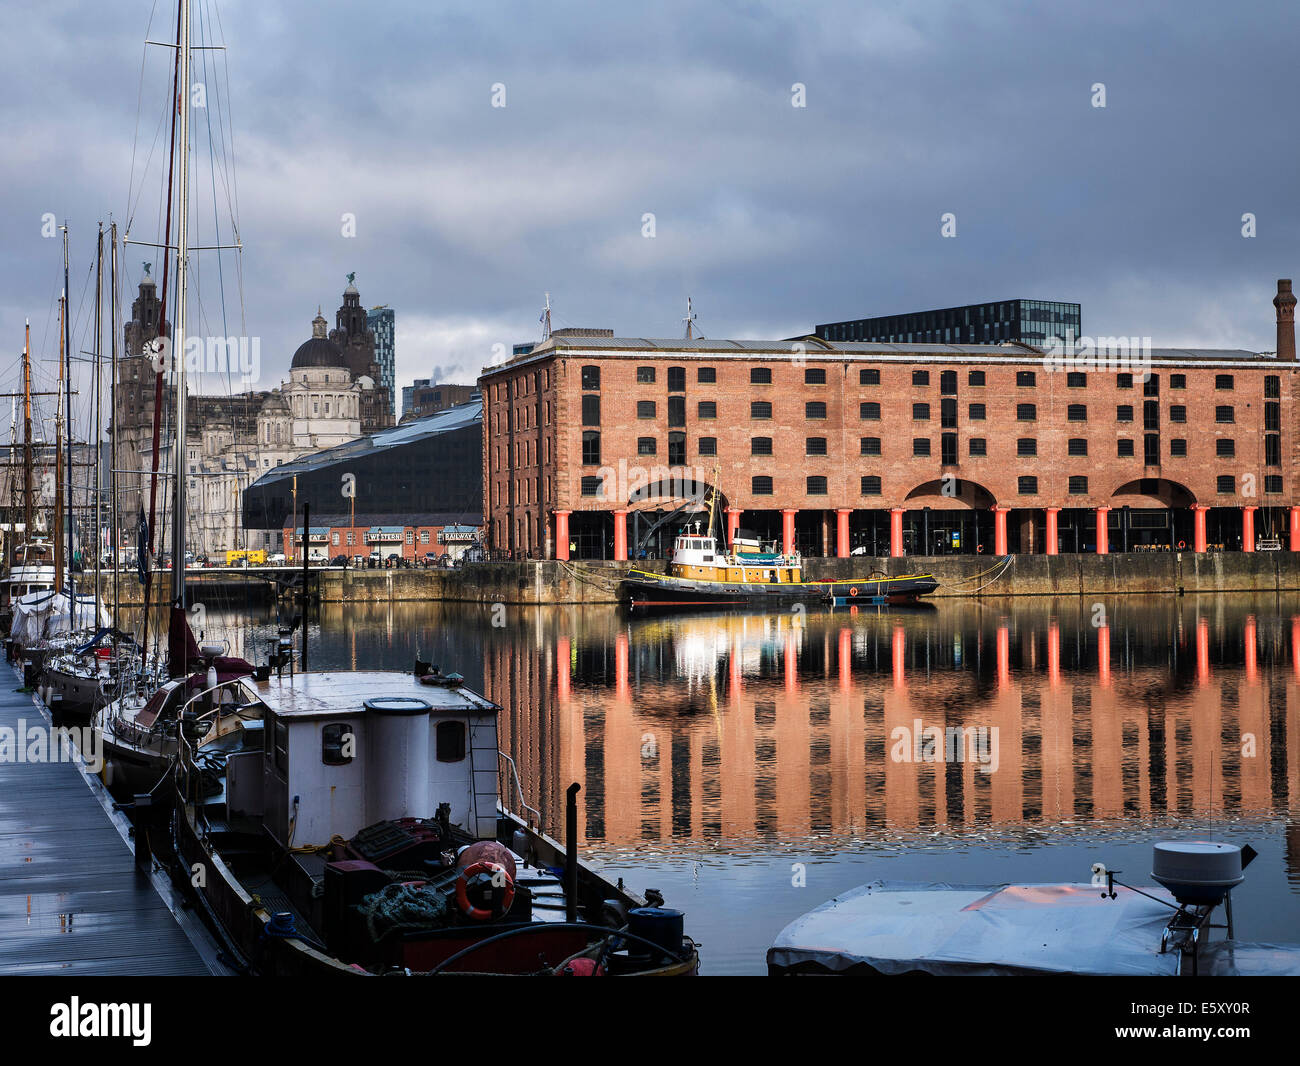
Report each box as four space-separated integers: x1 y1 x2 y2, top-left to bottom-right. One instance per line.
2 0 1296 414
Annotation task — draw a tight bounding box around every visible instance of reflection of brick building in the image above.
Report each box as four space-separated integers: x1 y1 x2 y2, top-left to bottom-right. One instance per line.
485 607 1300 846
480 282 1299 561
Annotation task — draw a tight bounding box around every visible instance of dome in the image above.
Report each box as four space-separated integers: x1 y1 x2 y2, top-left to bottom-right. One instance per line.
290 336 346 370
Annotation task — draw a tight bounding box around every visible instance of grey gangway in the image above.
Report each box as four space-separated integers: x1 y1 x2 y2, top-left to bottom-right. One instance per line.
0 668 223 974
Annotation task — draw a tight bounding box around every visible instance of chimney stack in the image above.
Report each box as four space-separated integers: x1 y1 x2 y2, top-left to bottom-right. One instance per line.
1275 279 1296 361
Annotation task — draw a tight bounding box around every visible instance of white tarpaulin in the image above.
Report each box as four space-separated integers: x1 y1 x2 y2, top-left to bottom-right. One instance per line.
768 881 1185 976
9 590 110 647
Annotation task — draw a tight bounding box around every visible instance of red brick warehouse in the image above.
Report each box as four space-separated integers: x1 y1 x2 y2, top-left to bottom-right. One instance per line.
479 281 1299 561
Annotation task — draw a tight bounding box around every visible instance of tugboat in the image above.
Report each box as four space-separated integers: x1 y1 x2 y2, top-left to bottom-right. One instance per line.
622 526 938 608
167 667 700 976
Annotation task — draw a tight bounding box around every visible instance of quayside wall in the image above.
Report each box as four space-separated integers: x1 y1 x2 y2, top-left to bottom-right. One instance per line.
313 552 1300 606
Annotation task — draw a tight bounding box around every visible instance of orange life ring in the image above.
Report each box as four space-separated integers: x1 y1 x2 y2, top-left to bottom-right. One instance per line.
1178 540 1186 550
977 545 984 554
849 587 858 597
455 860 515 921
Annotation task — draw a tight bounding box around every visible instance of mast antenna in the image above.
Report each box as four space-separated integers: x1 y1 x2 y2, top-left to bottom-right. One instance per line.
541 292 552 341
684 296 696 340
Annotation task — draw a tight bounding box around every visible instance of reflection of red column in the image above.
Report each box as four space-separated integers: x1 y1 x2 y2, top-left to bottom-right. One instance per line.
556 636 571 703
728 646 742 704
996 623 1009 690
1192 504 1208 553
1242 506 1256 552
838 626 852 693
555 510 571 561
1291 506 1300 552
1196 617 1210 687
784 629 798 695
890 508 905 558
782 509 797 556
1045 507 1059 555
1245 615 1258 686
726 507 741 547
1097 624 1111 687
891 624 906 690
1095 506 1110 555
1047 620 1060 688
993 506 1008 556
614 629 630 702
1292 616 1300 681
613 508 628 561
836 509 851 558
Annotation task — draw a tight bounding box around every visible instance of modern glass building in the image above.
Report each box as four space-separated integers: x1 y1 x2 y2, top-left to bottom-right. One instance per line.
366 305 397 416
816 300 1081 347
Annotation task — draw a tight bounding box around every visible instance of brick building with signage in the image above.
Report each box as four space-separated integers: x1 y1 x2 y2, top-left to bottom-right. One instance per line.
478 280 1299 561
282 513 481 563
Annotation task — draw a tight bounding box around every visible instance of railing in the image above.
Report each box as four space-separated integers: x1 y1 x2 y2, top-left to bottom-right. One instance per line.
497 750 541 828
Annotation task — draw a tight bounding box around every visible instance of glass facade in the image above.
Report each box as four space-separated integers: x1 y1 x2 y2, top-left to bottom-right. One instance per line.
815 299 1081 347
367 306 397 416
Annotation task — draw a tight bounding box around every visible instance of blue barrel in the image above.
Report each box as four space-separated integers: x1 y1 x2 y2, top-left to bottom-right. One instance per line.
628 907 684 955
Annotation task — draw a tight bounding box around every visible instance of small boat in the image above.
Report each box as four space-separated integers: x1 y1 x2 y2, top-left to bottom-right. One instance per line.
167 667 699 976
1 538 57 625
768 841 1300 977
623 529 938 608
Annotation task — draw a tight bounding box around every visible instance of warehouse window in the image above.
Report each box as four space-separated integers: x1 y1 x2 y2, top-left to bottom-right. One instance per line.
1266 435 1281 466
940 370 957 395
1216 406 1234 423
1068 438 1088 457
1117 373 1133 389
968 403 986 420
697 366 716 383
668 396 686 426
637 437 656 455
806 401 827 419
1068 476 1088 495
752 401 773 419
1169 405 1186 423
697 401 717 419
913 438 931 456
1017 438 1037 456
580 476 603 497
860 402 881 420
1017 403 1036 421
968 438 987 456
668 432 686 465
582 395 600 425
1118 439 1134 457
1067 404 1087 422
806 476 828 495
1216 439 1235 458
1265 375 1280 398
859 368 880 385
637 400 656 419
667 367 686 392
806 437 828 456
913 370 930 386
1169 374 1186 389
1067 372 1087 388
1017 371 1036 387
967 370 986 386
752 476 774 495
1215 374 1234 390
751 436 773 455
581 366 600 390
1265 475 1283 494
860 437 881 455
698 437 717 456
1170 439 1187 457
1216 475 1235 494
912 402 930 421
805 368 826 385
637 366 656 384
1018 476 1038 495
751 367 772 384
861 476 882 495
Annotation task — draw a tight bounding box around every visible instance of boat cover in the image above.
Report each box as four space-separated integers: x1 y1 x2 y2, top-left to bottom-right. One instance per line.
9 590 111 646
767 881 1184 976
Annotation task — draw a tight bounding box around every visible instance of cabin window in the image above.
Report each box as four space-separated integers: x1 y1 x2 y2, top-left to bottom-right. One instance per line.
322 723 354 766
272 716 289 775
437 720 467 762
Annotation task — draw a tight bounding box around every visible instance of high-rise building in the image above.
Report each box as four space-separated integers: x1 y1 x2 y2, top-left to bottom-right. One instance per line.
816 300 1081 347
367 305 396 417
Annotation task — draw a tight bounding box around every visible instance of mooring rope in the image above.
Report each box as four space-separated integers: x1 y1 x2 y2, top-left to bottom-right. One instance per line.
935 554 1016 592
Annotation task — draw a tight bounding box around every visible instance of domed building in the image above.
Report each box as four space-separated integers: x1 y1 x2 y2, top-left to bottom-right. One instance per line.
282 310 363 450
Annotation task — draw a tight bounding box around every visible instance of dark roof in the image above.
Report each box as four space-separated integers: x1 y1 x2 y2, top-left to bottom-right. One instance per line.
291 336 347 369
287 512 478 529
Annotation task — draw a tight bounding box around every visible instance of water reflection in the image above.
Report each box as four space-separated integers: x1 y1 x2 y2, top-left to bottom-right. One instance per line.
181 595 1300 891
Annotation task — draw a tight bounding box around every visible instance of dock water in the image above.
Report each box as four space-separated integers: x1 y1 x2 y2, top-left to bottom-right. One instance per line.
0 668 220 975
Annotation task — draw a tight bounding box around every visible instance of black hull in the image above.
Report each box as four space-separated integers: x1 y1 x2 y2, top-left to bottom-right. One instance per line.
623 572 939 608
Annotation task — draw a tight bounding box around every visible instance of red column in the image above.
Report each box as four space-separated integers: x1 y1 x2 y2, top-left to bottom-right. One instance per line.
726 507 741 547
1291 506 1300 552
993 506 1008 556
1095 506 1110 555
781 509 797 556
889 508 905 558
1045 507 1059 555
613 508 628 561
554 510 571 560
1242 505 1256 552
836 508 851 558
1192 505 1208 553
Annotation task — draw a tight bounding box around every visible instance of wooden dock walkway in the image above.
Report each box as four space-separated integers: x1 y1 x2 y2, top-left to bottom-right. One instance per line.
0 668 224 975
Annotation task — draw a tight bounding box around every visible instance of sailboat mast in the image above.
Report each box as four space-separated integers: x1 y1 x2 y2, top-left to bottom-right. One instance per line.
21 321 32 540
110 222 120 622
54 293 64 590
94 223 104 617
63 225 76 625
169 0 190 606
